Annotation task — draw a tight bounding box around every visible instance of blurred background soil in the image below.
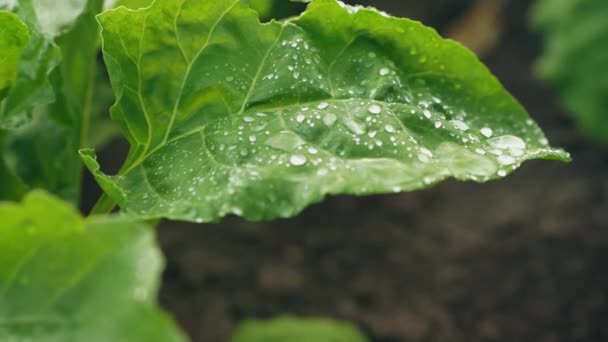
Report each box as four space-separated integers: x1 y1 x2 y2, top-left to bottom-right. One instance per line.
86 0 608 341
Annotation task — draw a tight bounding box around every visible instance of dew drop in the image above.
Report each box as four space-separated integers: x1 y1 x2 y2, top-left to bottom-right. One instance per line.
243 116 255 123
248 135 257 143
509 148 524 157
420 147 433 157
434 121 442 128
308 147 318 154
497 155 516 165
497 169 507 177
450 120 469 131
488 135 527 150
225 76 234 82
418 154 431 163
323 113 337 126
384 124 395 133
290 154 307 166
318 102 329 110
379 67 390 76
344 119 365 135
423 109 432 119
296 114 305 123
480 127 493 138
368 104 381 114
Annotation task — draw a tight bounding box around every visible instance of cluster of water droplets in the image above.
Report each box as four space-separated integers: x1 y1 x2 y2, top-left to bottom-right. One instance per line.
119 11 560 222
255 28 331 99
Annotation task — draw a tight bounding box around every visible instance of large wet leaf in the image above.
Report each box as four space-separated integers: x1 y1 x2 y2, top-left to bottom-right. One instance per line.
0 191 186 341
532 0 608 146
84 0 569 222
0 0 109 203
232 316 368 342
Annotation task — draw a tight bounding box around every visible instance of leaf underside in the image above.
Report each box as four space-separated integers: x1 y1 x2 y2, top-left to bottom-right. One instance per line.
532 0 608 146
84 0 569 223
0 191 185 342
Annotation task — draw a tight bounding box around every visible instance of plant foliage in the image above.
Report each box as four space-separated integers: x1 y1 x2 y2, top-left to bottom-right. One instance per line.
0 191 185 341
532 0 608 145
231 316 368 342
0 0 572 340
82 0 568 223
0 0 117 203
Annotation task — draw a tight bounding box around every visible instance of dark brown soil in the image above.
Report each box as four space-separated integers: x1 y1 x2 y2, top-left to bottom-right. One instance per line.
89 0 608 341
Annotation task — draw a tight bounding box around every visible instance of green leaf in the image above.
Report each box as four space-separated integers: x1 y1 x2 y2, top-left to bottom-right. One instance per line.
231 316 368 342
250 0 273 19
531 0 608 146
105 0 153 10
0 132 27 201
86 0 569 222
0 1 61 128
0 11 29 98
1 0 107 203
2 113 81 200
0 191 186 342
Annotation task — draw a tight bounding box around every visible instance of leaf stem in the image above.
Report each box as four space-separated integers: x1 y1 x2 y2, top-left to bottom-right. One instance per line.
90 193 116 215
76 35 100 206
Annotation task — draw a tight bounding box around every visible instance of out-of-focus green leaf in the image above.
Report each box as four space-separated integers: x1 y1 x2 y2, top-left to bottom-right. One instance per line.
0 11 29 97
0 0 107 203
231 316 368 342
3 112 80 200
85 0 568 222
0 1 60 128
532 0 608 146
88 65 122 148
251 0 272 19
104 0 152 10
0 132 27 201
0 191 186 342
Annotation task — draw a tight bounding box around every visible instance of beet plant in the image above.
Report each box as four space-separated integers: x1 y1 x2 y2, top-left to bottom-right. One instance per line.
0 0 569 340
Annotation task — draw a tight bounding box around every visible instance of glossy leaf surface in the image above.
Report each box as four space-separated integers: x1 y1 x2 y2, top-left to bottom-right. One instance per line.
232 317 368 342
532 0 608 146
85 0 569 222
0 191 186 342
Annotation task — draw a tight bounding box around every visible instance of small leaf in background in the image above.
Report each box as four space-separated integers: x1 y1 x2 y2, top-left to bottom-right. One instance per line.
0 1 61 129
85 0 568 223
0 132 27 201
531 0 608 146
0 191 186 342
0 0 115 203
231 316 368 342
250 0 273 19
0 11 29 98
104 0 152 10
